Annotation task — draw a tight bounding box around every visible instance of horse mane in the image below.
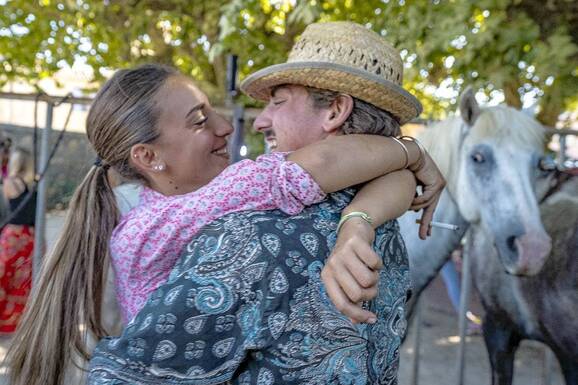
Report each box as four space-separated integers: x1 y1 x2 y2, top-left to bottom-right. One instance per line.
416 116 462 182
417 104 545 185
467 106 545 149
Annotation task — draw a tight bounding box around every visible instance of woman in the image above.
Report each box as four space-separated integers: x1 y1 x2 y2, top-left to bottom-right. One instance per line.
0 146 36 333
7 64 441 385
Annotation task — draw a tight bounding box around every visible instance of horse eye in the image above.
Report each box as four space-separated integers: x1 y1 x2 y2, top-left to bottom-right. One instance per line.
471 152 485 164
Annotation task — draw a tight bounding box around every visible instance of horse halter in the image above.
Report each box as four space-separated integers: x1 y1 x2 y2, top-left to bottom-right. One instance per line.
539 166 578 204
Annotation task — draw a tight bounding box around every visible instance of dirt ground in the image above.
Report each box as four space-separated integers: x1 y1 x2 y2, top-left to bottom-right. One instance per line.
0 212 566 385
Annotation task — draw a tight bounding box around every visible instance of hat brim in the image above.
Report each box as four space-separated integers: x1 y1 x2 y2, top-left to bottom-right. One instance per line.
240 61 422 125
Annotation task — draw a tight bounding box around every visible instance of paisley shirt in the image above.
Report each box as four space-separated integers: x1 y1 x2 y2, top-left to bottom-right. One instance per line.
88 190 411 385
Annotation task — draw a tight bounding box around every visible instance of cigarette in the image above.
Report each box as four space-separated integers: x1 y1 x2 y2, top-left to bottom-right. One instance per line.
415 220 460 231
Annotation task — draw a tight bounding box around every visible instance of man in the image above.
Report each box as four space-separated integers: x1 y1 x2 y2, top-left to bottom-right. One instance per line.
88 21 444 384
242 21 441 323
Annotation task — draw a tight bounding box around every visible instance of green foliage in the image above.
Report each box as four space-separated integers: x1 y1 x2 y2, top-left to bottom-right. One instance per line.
1 0 229 99
1 0 576 128
215 0 577 124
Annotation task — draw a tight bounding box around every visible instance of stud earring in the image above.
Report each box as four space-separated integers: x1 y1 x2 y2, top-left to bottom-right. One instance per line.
153 163 165 172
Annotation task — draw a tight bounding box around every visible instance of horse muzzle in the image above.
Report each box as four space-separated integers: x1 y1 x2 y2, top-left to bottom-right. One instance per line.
494 229 552 276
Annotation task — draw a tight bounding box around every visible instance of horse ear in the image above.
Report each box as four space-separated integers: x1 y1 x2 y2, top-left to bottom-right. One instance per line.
459 86 480 126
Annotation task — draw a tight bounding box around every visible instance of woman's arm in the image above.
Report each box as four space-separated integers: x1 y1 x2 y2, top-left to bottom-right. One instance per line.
288 134 445 324
288 134 445 233
287 134 422 193
343 169 417 226
200 134 428 218
320 170 417 323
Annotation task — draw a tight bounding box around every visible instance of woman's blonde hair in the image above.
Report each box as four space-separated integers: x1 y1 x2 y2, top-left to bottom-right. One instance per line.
6 64 178 385
7 146 34 185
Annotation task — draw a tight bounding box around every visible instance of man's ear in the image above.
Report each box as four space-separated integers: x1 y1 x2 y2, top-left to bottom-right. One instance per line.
130 144 162 175
322 94 354 134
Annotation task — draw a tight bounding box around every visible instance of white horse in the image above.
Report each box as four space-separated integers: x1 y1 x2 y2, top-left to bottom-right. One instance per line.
398 88 552 315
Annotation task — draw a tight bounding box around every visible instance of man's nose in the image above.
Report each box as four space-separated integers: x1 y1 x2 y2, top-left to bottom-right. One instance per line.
253 109 271 133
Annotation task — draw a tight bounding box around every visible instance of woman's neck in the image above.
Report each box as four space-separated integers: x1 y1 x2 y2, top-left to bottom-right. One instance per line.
148 178 199 197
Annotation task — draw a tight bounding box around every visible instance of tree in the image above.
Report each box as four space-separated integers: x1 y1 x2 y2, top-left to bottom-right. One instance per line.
1 0 230 100
1 0 576 127
217 0 578 125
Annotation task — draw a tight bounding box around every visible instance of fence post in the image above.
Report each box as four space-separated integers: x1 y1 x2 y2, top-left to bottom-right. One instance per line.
456 246 472 385
32 101 53 283
558 135 567 167
226 54 245 163
409 297 423 385
230 105 245 163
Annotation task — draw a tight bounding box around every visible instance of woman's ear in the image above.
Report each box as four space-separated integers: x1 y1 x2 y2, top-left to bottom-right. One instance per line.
130 144 163 174
322 94 354 133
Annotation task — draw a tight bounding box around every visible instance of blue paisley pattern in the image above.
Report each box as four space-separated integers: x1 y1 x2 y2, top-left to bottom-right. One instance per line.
88 190 410 384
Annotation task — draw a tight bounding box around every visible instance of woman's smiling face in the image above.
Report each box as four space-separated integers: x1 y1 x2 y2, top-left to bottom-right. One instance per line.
151 77 234 193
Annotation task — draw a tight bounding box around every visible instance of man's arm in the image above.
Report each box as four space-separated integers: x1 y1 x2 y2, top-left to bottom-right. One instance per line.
321 170 417 324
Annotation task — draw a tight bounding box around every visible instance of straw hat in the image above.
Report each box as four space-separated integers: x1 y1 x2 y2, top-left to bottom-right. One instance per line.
241 21 422 124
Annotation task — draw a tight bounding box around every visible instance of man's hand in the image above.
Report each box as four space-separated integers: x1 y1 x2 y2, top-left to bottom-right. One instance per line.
321 218 382 324
409 151 446 240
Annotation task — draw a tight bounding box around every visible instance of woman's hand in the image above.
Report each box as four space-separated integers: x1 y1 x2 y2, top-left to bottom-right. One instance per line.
321 218 382 324
409 150 446 240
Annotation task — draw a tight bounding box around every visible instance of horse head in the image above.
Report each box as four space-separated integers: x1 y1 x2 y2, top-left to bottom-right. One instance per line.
419 87 551 276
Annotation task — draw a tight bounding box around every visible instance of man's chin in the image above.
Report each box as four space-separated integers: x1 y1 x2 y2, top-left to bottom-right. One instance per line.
264 135 278 148
266 142 279 152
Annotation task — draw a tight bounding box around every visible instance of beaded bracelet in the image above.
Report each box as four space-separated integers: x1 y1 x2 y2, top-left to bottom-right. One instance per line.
336 211 373 234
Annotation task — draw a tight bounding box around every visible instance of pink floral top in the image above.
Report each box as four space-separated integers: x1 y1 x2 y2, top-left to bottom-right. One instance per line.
110 152 325 322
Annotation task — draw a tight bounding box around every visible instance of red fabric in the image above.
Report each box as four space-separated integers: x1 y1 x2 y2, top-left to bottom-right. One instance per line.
0 224 34 333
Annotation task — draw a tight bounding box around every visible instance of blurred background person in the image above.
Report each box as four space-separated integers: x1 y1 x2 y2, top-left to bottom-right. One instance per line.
0 146 36 334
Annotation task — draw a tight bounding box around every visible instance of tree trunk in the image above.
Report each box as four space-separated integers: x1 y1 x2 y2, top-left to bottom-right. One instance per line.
503 80 523 109
537 86 563 127
148 26 175 66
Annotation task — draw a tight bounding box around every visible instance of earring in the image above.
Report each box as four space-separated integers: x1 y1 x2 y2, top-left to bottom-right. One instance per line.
153 163 165 172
